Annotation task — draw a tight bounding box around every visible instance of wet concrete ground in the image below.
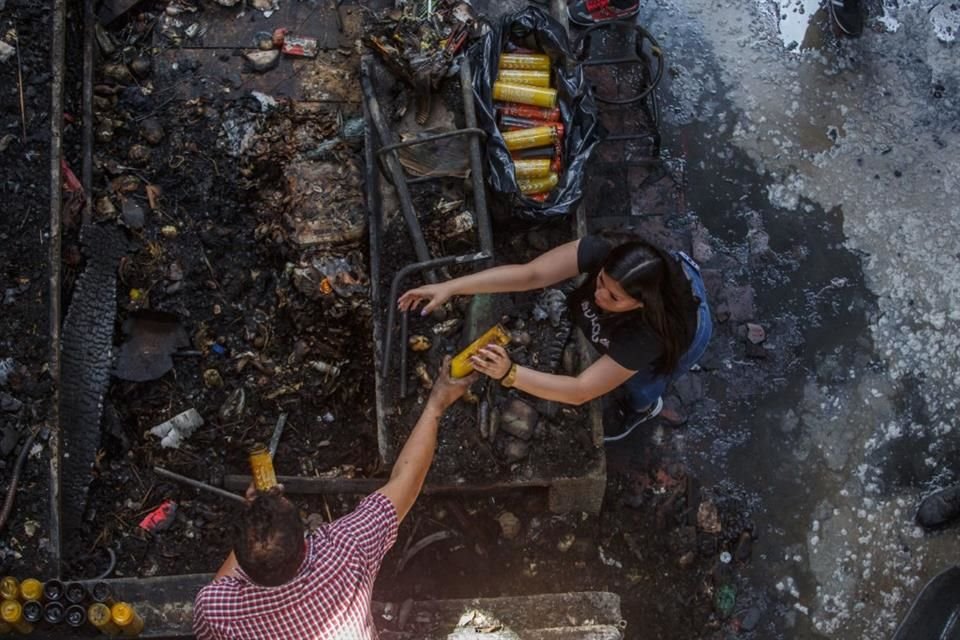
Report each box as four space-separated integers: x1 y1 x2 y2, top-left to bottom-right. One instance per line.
636 0 960 637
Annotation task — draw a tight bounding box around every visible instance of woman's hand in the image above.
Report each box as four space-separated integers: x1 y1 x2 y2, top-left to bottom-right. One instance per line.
470 344 512 380
397 282 454 316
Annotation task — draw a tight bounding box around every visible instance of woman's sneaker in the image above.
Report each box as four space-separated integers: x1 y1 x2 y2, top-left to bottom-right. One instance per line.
604 396 663 443
568 0 640 27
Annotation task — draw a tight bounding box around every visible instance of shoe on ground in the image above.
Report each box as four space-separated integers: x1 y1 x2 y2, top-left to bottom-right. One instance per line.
916 484 960 529
829 0 863 36
568 0 640 27
604 396 662 443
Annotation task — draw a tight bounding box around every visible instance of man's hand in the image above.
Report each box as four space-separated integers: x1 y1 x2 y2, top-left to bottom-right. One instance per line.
245 482 285 503
426 356 477 411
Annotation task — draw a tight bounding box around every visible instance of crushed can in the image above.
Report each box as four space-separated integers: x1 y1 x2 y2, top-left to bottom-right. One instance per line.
281 35 318 58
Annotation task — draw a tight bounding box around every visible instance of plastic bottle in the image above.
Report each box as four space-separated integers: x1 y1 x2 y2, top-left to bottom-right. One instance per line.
492 82 557 109
88 602 121 636
42 579 64 602
498 103 561 122
92 581 115 605
511 147 555 161
44 601 65 625
111 602 145 636
517 172 559 195
501 125 564 151
65 604 87 628
248 444 278 491
498 53 551 71
21 601 42 625
499 115 560 131
0 577 19 601
449 325 511 378
65 581 88 605
19 579 43 603
512 159 552 180
1 599 33 634
496 69 551 87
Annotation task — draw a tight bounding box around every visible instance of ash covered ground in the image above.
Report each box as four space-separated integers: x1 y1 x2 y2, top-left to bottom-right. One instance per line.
0 0 958 638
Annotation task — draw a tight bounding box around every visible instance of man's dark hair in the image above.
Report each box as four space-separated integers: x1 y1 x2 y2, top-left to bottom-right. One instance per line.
233 493 306 586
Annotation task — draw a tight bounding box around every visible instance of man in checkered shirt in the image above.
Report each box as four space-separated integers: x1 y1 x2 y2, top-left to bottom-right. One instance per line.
193 358 475 639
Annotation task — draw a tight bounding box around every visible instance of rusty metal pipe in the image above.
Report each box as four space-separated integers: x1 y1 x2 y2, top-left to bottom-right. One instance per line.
383 252 490 394
459 58 494 258
153 467 245 504
360 57 435 282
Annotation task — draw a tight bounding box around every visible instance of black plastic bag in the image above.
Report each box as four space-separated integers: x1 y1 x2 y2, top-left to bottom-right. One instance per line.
469 6 604 220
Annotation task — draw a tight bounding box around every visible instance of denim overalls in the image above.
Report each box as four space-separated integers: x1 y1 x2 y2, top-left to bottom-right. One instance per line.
621 251 713 411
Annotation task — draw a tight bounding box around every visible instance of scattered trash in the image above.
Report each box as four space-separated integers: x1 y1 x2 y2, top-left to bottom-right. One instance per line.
139 500 177 533
281 35 318 58
740 606 761 631
218 388 246 422
0 41 14 65
451 609 517 638
745 323 766 344
497 511 521 540
408 335 431 352
697 501 722 534
598 546 622 569
149 409 204 449
395 128 470 179
501 438 529 463
0 392 22 413
499 399 538 441
309 360 341 380
916 483 960 529
113 310 190 382
364 1 476 123
244 50 280 73
203 369 223 389
532 289 566 327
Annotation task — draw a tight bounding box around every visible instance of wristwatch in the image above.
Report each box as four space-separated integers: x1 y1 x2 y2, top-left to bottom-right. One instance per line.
500 363 519 388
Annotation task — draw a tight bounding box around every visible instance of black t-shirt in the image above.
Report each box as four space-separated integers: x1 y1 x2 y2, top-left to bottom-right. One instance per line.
567 235 697 374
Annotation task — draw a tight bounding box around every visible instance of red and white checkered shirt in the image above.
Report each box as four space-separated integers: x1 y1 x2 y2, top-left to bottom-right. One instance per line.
193 492 399 640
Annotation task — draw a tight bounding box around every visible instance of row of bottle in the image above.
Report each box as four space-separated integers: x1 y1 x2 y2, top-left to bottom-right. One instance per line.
0 577 143 636
491 52 565 200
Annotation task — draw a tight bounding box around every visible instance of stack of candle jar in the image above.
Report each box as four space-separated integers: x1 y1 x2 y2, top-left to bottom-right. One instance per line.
0 575 145 636
492 51 564 202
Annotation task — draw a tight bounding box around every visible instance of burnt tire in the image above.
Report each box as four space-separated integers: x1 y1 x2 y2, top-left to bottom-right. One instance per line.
60 224 126 532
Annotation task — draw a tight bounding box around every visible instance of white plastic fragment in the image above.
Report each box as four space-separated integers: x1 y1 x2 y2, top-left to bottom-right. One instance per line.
150 408 204 449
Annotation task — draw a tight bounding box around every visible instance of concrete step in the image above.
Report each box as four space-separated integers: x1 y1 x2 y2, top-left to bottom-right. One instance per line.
26 575 623 639
375 592 624 639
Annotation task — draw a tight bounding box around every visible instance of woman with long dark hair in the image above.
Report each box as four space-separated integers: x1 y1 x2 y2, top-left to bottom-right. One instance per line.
397 231 713 442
